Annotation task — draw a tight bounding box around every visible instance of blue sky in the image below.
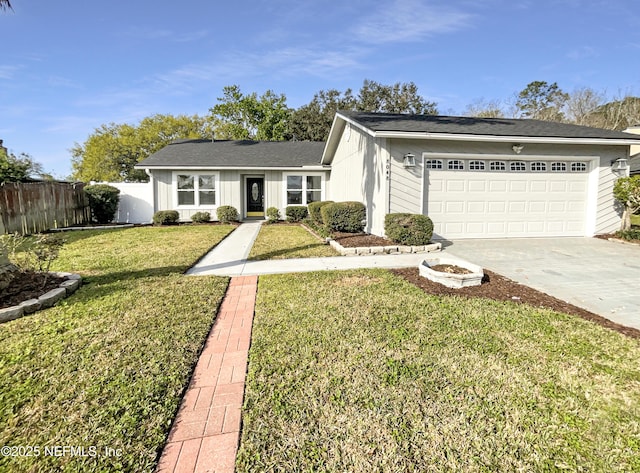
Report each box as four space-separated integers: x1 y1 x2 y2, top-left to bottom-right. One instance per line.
1 0 640 178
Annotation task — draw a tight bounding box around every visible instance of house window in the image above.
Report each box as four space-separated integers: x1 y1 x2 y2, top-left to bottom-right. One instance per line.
176 173 217 206
425 159 443 169
469 160 485 171
490 161 506 171
285 174 323 205
530 162 547 172
551 162 567 172
510 161 527 172
571 162 587 172
448 160 464 170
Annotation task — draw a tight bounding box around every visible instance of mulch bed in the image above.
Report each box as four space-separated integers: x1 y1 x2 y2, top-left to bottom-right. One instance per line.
1 271 66 310
332 232 396 247
390 267 640 340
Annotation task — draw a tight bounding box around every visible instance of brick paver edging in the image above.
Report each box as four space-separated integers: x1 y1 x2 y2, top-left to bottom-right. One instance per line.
155 275 258 473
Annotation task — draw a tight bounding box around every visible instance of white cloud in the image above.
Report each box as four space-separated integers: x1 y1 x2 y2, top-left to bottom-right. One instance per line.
0 65 21 80
119 27 209 43
352 0 472 44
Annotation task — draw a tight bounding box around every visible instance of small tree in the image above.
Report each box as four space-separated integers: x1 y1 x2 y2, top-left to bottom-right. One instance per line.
613 175 640 231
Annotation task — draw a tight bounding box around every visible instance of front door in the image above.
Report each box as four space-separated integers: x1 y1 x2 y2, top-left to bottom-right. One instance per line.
246 177 264 217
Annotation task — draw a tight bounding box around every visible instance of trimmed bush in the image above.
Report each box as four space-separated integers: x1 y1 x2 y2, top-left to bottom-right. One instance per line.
321 201 366 233
384 213 433 245
216 205 239 223
285 206 308 223
308 201 334 225
191 211 211 224
84 184 120 224
153 210 180 226
266 207 281 224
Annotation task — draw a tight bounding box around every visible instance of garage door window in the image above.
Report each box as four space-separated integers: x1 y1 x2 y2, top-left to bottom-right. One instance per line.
510 161 527 172
425 159 443 169
469 160 485 171
490 161 506 171
448 160 464 170
551 162 567 172
531 162 547 172
571 162 587 172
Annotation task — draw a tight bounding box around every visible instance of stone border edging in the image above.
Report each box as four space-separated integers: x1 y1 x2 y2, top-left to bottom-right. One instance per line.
0 272 82 324
328 238 442 256
49 224 135 232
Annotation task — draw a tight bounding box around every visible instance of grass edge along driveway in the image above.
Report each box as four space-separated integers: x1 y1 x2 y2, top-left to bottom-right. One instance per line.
238 269 640 472
0 225 234 473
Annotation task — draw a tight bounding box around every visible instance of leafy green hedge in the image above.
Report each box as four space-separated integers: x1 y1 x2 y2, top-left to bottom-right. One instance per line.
153 210 179 225
191 211 211 223
266 207 281 224
285 206 308 222
321 201 366 233
217 205 239 223
308 201 334 225
85 184 121 224
384 213 433 245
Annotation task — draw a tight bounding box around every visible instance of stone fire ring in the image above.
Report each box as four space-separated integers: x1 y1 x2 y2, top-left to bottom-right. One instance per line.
419 256 484 289
0 272 82 324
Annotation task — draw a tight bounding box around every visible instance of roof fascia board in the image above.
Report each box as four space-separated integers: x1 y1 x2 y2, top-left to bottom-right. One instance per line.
374 130 640 146
137 165 329 171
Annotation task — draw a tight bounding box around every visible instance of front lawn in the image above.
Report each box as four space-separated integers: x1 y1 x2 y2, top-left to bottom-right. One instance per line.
0 225 234 473
632 214 640 227
248 224 338 260
238 269 640 472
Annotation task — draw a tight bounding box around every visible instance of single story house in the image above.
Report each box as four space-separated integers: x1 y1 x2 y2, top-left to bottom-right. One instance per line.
136 112 640 240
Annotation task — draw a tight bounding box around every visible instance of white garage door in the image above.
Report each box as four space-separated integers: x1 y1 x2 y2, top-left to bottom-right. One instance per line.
425 158 591 239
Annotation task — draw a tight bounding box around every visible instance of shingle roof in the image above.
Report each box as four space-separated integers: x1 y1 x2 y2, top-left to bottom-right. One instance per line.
136 139 326 168
340 111 640 141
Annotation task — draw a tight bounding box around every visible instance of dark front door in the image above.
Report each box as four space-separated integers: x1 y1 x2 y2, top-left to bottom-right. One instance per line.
246 177 264 217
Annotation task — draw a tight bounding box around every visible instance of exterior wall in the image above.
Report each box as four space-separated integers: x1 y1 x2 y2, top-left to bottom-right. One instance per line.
151 168 329 221
325 124 388 235
386 139 627 236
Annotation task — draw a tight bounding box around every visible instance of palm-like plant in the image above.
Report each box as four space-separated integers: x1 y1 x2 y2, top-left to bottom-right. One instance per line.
0 0 12 10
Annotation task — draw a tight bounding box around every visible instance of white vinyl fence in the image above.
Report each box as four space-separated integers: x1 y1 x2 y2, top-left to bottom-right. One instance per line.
107 182 154 224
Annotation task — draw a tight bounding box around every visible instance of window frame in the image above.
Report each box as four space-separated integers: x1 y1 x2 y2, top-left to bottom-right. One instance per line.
282 172 325 206
510 161 527 172
530 162 547 172
571 162 588 172
489 161 506 171
469 160 485 171
447 159 465 170
425 159 443 170
551 162 568 172
173 172 219 208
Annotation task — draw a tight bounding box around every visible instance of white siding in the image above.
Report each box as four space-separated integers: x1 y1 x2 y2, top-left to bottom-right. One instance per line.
326 124 388 235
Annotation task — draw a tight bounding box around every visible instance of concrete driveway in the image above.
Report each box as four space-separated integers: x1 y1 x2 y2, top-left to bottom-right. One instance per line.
444 237 640 330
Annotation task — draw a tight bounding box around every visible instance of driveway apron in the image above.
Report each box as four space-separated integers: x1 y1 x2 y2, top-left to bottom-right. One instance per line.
444 237 640 330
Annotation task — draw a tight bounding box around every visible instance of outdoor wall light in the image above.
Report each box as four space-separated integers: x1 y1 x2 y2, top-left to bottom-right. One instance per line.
611 158 628 176
512 144 524 154
403 152 416 168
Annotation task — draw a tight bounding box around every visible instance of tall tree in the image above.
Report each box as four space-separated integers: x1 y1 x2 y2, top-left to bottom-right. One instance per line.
586 95 640 131
289 88 357 141
0 0 12 11
209 85 291 141
464 98 505 118
290 80 437 141
357 80 438 115
71 113 208 182
0 147 48 183
516 81 569 121
564 87 605 126
613 175 640 231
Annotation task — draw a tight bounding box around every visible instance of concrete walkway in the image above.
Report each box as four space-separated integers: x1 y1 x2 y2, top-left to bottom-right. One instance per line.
188 221 441 276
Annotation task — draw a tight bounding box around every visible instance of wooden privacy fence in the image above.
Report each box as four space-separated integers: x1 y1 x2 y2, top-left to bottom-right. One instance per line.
0 181 90 235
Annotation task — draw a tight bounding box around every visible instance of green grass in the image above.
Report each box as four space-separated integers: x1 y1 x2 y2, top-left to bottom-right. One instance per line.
238 269 640 472
631 214 640 227
0 225 234 472
248 224 338 260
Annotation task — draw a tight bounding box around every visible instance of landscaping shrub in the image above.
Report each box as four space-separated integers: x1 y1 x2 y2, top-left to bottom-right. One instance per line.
153 210 180 226
308 201 334 225
191 211 211 224
84 184 120 224
616 229 640 241
217 205 239 223
285 205 308 223
384 213 433 245
266 207 281 224
321 201 366 233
